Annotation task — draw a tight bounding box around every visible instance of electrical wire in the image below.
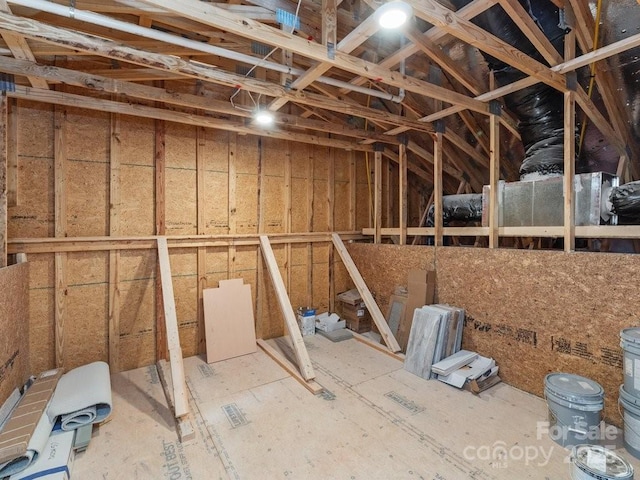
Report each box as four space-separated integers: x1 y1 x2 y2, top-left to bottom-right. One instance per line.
230 0 303 111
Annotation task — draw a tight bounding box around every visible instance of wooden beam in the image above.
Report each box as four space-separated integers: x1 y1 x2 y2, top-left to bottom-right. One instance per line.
228 133 237 277
256 340 323 394
0 94 6 268
54 106 67 369
349 151 357 231
155 118 168 361
196 125 206 355
374 150 382 244
433 132 443 247
564 26 576 252
6 98 16 208
156 237 189 418
7 86 373 152
488 107 500 249
406 0 566 91
328 147 335 312
259 236 315 381
0 0 49 89
398 143 407 245
0 56 432 137
331 233 401 353
108 110 121 373
138 0 490 115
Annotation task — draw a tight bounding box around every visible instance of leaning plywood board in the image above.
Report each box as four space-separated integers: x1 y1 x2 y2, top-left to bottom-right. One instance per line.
331 233 401 352
203 278 257 364
156 237 189 419
259 236 315 381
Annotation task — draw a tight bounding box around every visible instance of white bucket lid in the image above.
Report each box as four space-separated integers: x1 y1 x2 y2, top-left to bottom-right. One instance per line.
572 445 634 479
621 328 640 344
545 373 604 405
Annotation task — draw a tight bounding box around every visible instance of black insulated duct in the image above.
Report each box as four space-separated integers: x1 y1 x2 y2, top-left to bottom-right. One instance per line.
425 193 483 227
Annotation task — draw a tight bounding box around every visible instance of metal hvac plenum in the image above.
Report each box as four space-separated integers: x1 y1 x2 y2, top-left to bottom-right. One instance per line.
481 172 619 227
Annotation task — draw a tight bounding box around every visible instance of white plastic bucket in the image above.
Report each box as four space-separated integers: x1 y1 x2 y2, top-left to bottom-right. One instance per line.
570 444 634 480
545 373 604 447
619 385 640 460
621 328 640 398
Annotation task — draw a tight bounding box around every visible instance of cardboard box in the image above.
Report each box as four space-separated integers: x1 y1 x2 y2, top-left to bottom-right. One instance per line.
345 316 371 333
397 270 436 351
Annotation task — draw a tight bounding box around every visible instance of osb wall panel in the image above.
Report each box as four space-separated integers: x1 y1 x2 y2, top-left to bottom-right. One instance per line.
437 247 638 425
346 243 436 318
10 101 54 238
64 252 109 369
11 99 370 372
119 115 155 236
0 263 30 406
27 254 54 373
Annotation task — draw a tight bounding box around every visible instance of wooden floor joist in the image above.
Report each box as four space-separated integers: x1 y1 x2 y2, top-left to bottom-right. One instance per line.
331 233 401 353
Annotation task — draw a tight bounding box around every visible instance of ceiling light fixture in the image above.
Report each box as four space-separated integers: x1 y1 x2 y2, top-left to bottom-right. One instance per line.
375 1 413 29
254 109 274 126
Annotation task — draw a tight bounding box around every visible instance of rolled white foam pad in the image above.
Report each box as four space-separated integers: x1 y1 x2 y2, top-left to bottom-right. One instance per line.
0 411 54 477
47 361 112 431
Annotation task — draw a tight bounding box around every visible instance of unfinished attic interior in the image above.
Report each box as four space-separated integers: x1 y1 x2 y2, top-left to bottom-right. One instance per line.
2 0 640 477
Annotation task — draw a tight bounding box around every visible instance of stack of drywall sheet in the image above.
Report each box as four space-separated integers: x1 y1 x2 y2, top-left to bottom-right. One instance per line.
404 305 464 380
203 279 257 364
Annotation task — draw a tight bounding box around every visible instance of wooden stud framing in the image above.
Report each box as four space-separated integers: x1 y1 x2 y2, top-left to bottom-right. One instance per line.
488 109 500 249
53 105 67 368
433 133 444 247
6 98 17 207
349 151 357 231
259 236 315 381
283 141 292 292
331 233 401 353
0 94 6 268
564 25 576 252
307 147 314 306
108 110 121 372
156 237 190 418
196 125 207 354
374 150 382 244
399 143 407 245
327 148 335 312
228 133 237 277
155 118 168 361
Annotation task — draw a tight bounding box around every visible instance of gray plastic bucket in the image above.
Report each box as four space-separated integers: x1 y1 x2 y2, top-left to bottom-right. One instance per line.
570 444 634 480
544 373 604 447
621 328 640 398
619 385 640 460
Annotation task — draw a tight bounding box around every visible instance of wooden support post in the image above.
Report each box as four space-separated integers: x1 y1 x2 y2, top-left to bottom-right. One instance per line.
108 111 121 372
488 104 500 249
6 98 17 208
331 233 401 353
398 142 407 245
307 147 314 305
349 151 357 231
54 106 67 368
433 133 444 247
259 236 315 381
196 125 207 354
283 141 292 292
564 27 577 252
228 133 237 277
0 94 6 268
374 150 382 244
156 237 189 418
155 118 168 361
328 148 335 312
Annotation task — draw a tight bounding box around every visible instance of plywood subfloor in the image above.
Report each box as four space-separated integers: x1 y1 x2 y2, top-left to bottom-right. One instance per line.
74 335 640 479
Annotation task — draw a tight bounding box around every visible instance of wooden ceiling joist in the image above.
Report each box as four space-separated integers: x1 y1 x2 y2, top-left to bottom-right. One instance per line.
140 0 491 116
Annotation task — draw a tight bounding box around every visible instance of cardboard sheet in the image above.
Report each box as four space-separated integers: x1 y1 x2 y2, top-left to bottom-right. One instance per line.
203 279 257 364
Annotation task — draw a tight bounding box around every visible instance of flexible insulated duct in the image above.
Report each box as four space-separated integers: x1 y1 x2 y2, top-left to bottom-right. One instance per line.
425 193 483 227
449 0 570 180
